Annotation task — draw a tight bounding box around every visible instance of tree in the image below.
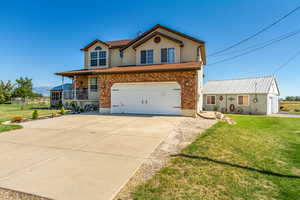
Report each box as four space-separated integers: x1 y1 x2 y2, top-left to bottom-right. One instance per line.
0 80 14 103
12 77 34 99
285 96 300 101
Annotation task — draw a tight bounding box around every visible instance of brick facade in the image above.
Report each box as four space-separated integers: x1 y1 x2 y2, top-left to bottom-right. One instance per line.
98 70 198 110
75 75 88 89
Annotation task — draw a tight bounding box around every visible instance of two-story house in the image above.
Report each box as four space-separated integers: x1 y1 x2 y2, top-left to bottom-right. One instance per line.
55 24 206 116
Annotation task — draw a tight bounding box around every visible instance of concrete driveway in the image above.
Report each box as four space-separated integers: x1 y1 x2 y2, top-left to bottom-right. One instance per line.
0 114 188 200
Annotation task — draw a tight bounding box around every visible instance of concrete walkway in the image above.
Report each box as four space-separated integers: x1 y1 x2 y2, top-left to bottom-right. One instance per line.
271 112 300 118
0 114 190 200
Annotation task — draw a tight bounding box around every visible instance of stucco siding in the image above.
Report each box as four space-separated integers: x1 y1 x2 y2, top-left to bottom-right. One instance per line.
203 94 268 115
135 36 181 65
156 28 201 63
83 27 203 68
84 42 109 69
121 47 136 66
110 48 122 67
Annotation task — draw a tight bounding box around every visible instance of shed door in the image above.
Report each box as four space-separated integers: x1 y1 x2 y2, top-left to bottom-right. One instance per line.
111 82 181 115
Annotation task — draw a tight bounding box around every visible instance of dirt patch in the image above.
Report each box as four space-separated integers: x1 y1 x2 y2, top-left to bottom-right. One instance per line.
114 117 217 200
0 187 51 200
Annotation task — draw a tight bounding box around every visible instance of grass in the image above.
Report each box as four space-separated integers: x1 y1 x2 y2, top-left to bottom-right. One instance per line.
280 101 300 113
0 104 60 122
0 124 22 133
132 115 300 200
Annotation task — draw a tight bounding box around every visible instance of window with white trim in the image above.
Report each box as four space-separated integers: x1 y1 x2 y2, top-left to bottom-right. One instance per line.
206 95 216 105
140 49 153 64
89 77 98 92
90 50 107 67
161 48 175 63
238 95 249 106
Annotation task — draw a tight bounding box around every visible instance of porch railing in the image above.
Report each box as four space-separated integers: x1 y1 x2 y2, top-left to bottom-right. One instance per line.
63 89 89 100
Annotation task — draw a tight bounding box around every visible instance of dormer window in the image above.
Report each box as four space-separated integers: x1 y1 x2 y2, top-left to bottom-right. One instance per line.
90 49 107 67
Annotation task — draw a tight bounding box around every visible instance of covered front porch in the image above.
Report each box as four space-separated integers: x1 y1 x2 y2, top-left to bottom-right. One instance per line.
59 74 99 111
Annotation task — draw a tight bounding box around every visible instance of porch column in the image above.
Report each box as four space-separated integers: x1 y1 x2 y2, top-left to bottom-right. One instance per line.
61 76 64 105
74 75 77 100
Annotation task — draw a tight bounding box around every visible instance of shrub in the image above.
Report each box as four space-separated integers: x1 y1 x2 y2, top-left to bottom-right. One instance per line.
11 116 23 123
213 106 218 111
294 109 300 112
32 110 39 119
60 106 65 115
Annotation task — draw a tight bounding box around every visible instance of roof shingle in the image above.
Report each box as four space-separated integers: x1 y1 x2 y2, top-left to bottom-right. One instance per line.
55 62 201 77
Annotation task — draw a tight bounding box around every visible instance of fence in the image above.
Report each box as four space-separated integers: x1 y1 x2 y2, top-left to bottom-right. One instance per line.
11 97 50 105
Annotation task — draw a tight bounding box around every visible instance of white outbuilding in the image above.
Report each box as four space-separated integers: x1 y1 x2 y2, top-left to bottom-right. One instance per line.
203 76 280 115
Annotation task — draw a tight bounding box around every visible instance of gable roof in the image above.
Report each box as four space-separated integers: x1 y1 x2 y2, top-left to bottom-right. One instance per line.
80 24 206 64
106 39 132 48
120 24 205 50
80 39 132 51
51 83 73 91
132 31 184 49
122 24 206 64
203 76 279 95
55 61 201 77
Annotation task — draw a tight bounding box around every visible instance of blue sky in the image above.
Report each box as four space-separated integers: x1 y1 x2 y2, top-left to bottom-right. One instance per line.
0 0 299 97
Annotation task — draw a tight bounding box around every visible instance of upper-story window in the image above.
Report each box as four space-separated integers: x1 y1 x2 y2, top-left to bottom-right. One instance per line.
90 47 107 67
140 49 153 64
161 48 175 63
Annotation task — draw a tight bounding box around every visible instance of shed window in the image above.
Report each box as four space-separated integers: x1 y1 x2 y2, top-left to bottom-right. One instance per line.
238 95 249 106
207 96 216 105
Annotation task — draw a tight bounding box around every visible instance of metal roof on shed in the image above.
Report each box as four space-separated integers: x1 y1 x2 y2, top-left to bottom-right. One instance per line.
203 76 277 94
51 83 72 91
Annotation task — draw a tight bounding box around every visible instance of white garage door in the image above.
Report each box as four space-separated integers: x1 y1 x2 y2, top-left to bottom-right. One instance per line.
111 82 181 115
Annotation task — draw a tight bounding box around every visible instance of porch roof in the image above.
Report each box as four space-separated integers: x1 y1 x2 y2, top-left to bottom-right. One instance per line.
55 61 201 77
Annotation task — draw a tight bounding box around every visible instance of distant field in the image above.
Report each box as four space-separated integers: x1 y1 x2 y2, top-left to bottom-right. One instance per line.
280 101 300 113
0 104 60 122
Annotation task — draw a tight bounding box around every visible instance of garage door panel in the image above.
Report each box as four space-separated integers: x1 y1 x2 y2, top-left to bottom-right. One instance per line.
111 82 181 115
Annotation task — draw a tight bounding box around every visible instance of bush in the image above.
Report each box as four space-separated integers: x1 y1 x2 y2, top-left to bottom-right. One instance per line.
294 109 300 112
11 116 23 123
60 106 65 115
32 110 39 119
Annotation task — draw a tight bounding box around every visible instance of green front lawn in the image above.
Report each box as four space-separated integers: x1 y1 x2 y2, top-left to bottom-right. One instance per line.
0 104 60 122
133 115 300 200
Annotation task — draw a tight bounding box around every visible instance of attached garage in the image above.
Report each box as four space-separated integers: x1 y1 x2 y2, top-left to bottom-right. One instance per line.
111 82 181 115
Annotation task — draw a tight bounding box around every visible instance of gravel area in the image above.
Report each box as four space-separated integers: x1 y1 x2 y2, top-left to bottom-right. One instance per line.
0 187 51 200
114 117 217 200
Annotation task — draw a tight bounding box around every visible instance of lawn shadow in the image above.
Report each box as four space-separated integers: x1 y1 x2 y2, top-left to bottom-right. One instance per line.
171 153 300 179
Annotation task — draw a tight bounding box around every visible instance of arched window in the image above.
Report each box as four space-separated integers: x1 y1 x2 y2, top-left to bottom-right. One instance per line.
90 46 107 67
